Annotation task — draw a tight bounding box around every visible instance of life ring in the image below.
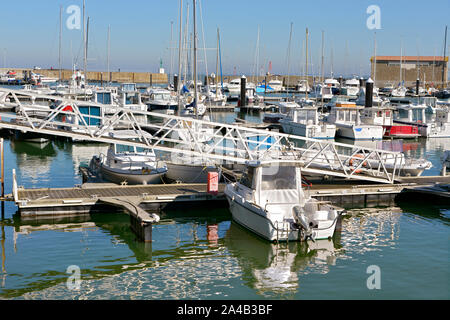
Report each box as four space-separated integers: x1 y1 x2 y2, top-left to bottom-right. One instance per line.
349 154 368 169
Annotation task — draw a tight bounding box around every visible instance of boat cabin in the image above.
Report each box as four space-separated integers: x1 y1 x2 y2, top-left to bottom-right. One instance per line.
327 102 363 125
238 161 307 213
108 130 155 156
394 104 427 123
360 106 394 126
289 106 320 125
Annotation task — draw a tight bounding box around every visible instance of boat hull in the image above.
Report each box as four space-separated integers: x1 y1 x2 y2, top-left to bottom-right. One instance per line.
99 165 165 185
165 162 221 183
336 123 383 140
226 194 299 242
280 120 336 139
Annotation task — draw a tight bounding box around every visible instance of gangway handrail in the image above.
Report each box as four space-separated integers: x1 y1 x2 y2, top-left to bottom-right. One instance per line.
0 87 412 184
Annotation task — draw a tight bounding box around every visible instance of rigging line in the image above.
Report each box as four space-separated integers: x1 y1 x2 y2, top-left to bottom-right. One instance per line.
198 0 209 82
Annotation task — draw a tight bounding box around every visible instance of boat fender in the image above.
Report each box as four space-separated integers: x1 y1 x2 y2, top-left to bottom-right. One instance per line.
151 213 160 223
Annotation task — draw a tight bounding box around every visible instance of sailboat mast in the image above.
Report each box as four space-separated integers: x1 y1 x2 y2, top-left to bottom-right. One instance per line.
305 27 308 100
216 27 219 99
177 0 183 115
320 30 324 83
373 32 377 85
399 40 402 85
443 25 447 87
83 0 87 86
286 22 293 95
58 5 62 84
170 21 174 84
107 25 111 85
193 0 197 116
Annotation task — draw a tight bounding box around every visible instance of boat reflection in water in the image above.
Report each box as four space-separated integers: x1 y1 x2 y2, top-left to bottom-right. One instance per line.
224 221 338 297
2 206 412 299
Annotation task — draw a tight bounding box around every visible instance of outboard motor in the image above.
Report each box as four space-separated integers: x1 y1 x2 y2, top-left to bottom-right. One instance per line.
293 205 310 231
293 206 315 241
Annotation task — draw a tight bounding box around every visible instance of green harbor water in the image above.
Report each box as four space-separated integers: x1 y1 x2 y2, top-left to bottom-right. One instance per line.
0 118 448 300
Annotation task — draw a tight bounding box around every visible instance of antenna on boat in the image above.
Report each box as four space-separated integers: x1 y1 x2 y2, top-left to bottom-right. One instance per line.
443 25 448 88
107 25 111 85
286 22 293 97
305 27 309 101
59 5 62 84
193 0 198 117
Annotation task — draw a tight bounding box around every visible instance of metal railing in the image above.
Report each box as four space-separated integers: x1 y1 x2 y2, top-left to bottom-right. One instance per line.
0 87 408 184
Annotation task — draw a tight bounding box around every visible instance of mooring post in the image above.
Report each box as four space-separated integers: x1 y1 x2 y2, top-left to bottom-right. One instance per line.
264 74 267 94
150 74 153 88
1 138 4 200
1 138 4 218
240 75 246 107
365 78 374 108
416 78 420 96
174 74 178 92
142 222 153 242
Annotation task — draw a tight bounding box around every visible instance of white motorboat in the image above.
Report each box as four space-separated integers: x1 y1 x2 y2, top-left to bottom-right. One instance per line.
280 106 336 139
117 83 147 112
226 78 256 100
313 81 335 101
360 105 420 139
295 79 310 93
428 106 450 138
31 72 58 84
91 87 119 115
326 101 383 140
391 86 407 98
89 130 167 185
263 101 302 124
224 161 344 242
340 78 360 97
145 88 177 115
268 78 284 92
443 150 450 171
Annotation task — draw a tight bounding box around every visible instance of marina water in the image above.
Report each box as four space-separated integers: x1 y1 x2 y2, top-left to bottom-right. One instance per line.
0 110 448 299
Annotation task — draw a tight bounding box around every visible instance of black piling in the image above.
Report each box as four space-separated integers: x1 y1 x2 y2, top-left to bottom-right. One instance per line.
174 74 178 92
416 78 420 96
240 75 247 107
365 78 374 108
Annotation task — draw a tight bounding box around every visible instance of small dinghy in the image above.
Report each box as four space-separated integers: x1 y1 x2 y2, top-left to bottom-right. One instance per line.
89 130 167 185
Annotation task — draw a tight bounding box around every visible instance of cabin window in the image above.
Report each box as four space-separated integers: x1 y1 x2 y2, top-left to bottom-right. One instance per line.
240 167 254 189
122 84 136 92
261 165 297 190
125 93 139 105
97 92 111 104
78 106 101 126
116 144 135 153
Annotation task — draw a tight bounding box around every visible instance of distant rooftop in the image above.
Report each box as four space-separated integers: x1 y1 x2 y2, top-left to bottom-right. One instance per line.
371 56 448 62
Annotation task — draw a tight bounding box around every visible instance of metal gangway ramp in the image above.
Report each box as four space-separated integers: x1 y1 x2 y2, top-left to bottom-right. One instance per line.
0 87 408 184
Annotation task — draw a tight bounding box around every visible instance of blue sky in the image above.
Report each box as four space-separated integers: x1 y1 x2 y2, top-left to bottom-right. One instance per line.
0 0 448 77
